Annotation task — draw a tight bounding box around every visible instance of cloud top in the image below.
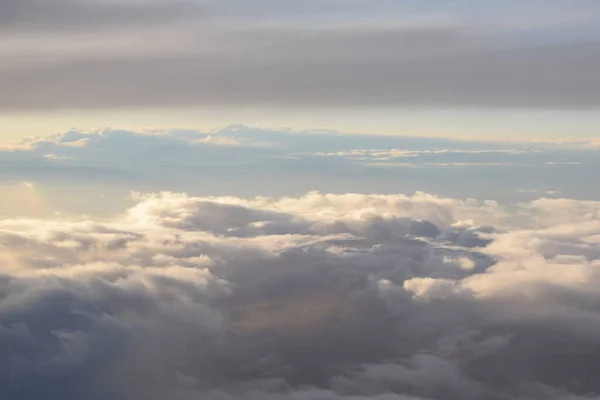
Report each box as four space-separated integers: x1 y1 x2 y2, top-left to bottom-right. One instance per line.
2 190 600 399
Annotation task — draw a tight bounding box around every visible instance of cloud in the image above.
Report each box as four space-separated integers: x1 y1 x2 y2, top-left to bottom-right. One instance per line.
1 1 600 110
0 126 597 212
1 190 600 398
302 148 538 169
43 154 72 161
0 0 201 34
582 138 600 149
3 38 599 111
2 127 594 171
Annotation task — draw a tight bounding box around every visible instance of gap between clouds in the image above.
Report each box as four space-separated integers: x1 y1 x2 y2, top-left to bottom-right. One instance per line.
3 126 598 166
1 127 598 208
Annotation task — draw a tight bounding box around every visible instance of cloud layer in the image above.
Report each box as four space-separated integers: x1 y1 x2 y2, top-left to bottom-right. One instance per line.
2 190 600 399
1 0 599 110
1 127 598 209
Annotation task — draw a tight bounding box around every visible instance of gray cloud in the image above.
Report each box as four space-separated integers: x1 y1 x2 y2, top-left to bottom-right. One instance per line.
2 37 598 110
1 191 600 399
1 1 599 110
0 0 202 34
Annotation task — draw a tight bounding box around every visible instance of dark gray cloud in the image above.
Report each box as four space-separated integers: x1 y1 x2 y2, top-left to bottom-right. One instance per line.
0 0 202 33
1 191 600 399
1 0 599 110
2 35 598 110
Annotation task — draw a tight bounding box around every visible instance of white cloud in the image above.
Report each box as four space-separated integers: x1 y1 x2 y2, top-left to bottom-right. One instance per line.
403 277 465 301
43 153 71 160
0 126 595 212
444 256 476 271
196 135 242 146
1 190 600 398
367 162 518 168
307 148 532 160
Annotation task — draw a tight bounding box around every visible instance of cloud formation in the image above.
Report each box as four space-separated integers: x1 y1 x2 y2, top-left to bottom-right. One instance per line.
5 126 596 168
1 0 599 110
1 190 600 399
0 126 597 212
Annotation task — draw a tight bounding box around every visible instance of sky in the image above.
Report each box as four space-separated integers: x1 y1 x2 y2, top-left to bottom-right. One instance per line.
1 0 600 139
1 126 599 217
2 2 600 400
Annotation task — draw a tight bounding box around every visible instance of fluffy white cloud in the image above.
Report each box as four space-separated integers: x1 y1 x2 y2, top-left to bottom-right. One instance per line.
1 190 600 399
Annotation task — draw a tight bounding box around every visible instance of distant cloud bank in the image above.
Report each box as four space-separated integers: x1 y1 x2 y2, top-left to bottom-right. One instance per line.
0 126 597 208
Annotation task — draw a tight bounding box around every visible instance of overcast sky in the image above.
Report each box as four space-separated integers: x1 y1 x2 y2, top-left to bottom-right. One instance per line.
1 0 600 138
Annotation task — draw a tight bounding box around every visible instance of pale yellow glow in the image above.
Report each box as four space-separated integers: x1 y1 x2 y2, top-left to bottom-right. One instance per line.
0 182 51 217
1 107 600 144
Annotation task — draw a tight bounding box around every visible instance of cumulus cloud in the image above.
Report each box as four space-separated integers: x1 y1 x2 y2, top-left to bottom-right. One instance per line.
1 190 600 399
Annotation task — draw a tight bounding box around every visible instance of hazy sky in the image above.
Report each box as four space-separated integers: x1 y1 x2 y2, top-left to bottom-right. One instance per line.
1 0 600 139
4 3 600 400
0 125 598 218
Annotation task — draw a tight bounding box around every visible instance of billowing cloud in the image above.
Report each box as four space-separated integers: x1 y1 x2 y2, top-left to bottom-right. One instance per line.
1 190 600 399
